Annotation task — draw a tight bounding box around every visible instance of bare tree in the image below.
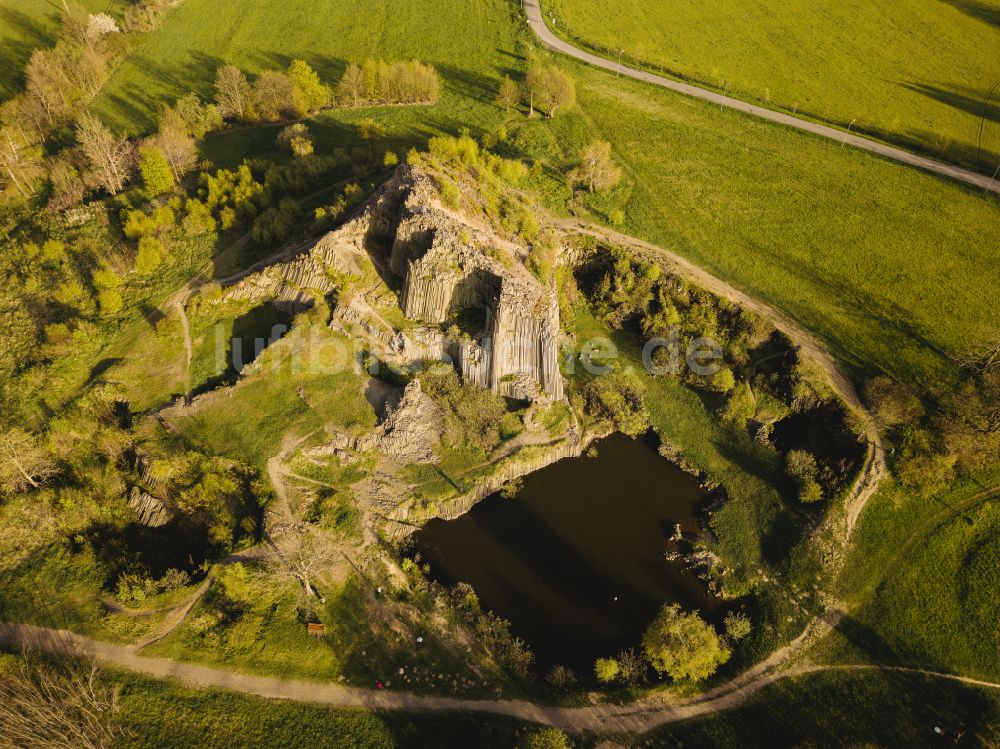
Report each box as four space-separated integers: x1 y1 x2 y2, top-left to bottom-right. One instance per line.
0 428 58 494
149 111 197 184
252 71 295 121
495 74 520 112
76 114 133 195
525 65 576 118
568 140 622 193
0 128 42 196
214 64 254 120
265 526 341 600
0 655 124 749
336 62 365 107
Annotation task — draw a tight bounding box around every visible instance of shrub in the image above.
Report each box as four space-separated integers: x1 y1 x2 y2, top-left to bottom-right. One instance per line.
135 236 164 275
583 371 650 437
785 449 823 503
724 611 752 641
138 144 174 195
594 657 620 683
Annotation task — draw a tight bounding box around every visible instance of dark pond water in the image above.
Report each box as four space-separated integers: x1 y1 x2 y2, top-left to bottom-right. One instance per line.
414 432 729 674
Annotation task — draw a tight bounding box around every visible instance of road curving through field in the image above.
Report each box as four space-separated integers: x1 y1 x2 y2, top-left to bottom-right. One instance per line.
524 0 1000 195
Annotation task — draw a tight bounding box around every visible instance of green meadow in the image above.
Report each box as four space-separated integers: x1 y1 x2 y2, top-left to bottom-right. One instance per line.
543 0 1000 169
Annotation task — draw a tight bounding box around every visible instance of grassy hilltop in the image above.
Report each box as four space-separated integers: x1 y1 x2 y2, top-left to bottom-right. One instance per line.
543 0 1000 169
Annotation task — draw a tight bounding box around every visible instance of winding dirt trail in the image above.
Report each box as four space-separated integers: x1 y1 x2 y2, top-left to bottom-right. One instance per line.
1 623 997 735
524 0 1000 195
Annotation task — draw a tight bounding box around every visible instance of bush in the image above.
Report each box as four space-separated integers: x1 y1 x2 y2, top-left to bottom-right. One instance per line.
135 236 165 275
420 365 507 452
583 371 650 437
594 657 620 683
139 144 174 195
724 611 752 641
786 449 824 503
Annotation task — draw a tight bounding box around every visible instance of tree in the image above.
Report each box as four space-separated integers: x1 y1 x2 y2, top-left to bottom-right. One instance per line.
173 93 223 138
641 603 731 681
150 112 197 184
525 65 575 118
288 59 330 115
545 665 577 691
134 236 164 275
594 657 620 683
264 526 340 600
862 375 923 428
214 64 254 120
937 369 1000 472
357 117 384 157
496 74 520 111
252 71 295 121
0 655 124 749
277 123 314 158
724 611 752 641
76 114 133 195
0 427 58 494
337 62 365 106
568 140 621 193
138 144 173 195
0 127 42 197
583 371 650 437
785 449 823 503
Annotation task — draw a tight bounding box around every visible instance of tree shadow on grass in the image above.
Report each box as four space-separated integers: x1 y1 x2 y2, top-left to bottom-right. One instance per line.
0 8 53 98
936 0 1000 28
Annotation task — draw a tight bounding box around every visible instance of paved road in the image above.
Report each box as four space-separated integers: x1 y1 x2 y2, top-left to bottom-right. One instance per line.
524 0 1000 195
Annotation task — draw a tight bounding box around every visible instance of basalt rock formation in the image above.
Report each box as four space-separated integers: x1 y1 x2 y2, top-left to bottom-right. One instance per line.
218 165 563 402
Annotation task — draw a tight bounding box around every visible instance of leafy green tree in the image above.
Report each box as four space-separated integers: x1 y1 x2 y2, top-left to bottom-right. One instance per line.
276 123 314 158
138 144 173 195
135 236 164 275
287 59 330 115
173 93 224 138
724 611 752 641
785 449 823 503
862 375 923 428
642 603 731 681
721 381 756 427
594 657 620 683
357 118 384 157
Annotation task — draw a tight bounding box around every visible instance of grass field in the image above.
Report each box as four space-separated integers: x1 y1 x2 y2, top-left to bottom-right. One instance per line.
543 0 1000 170
830 468 1000 681
93 0 522 135
524 62 1000 390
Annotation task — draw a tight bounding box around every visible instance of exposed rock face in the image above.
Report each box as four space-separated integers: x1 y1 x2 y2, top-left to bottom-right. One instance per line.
307 379 444 463
217 165 563 402
127 487 172 527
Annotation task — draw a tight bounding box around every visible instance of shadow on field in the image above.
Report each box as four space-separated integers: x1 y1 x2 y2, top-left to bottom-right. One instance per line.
0 8 52 98
937 0 1000 28
903 81 1000 123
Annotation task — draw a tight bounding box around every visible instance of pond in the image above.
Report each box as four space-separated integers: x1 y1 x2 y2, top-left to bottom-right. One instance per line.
413 432 730 675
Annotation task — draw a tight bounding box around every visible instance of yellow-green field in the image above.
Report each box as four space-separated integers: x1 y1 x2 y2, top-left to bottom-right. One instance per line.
543 0 1000 169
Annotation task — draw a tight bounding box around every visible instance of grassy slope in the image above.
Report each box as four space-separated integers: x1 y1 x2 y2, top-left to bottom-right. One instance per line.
0 0 127 97
544 0 1000 169
539 63 1000 390
830 468 1000 681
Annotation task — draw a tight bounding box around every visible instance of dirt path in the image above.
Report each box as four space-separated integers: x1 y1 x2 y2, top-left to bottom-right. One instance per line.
524 0 1000 195
172 296 194 403
1 622 997 735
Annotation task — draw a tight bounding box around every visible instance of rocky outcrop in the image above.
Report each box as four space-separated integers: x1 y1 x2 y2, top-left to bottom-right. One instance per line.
215 165 563 402
307 379 444 463
127 487 172 527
